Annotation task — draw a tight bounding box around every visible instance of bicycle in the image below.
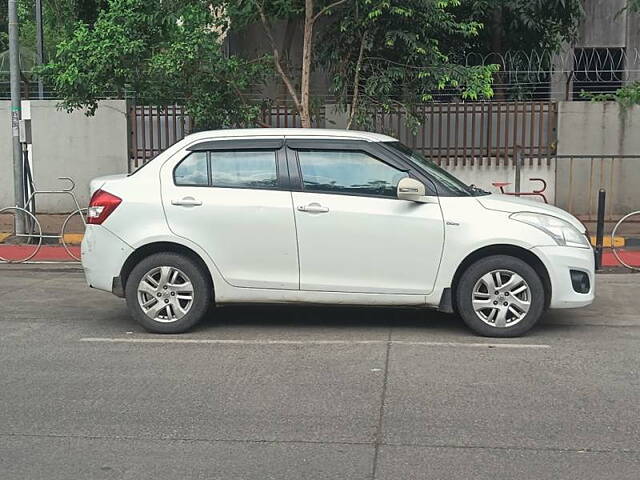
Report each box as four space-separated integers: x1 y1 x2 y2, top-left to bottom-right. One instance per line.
0 177 87 263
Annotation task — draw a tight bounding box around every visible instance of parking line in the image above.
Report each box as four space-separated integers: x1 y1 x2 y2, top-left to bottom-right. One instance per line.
79 337 550 349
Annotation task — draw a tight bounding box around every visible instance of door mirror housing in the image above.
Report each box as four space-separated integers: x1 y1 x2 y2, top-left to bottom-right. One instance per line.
397 178 433 203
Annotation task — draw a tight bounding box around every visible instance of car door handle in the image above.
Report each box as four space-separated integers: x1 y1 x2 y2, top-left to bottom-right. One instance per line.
297 203 329 213
171 197 203 207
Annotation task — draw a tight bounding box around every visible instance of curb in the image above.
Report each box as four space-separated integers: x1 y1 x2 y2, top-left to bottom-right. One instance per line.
0 233 83 245
590 236 625 248
588 236 640 248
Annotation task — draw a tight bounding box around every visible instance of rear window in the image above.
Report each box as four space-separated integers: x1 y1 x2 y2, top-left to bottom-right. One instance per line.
174 152 209 186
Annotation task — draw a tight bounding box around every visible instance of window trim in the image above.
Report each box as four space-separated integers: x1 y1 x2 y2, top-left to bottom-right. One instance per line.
187 138 284 151
286 139 409 171
173 147 286 191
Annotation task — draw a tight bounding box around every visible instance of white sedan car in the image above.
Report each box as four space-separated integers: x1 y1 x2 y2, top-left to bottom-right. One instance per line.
81 128 594 337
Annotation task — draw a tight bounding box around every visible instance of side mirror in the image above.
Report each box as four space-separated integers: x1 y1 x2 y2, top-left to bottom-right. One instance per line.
397 177 433 203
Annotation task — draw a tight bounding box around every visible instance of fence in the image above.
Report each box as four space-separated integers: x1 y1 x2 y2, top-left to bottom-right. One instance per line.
259 103 325 129
129 105 192 171
555 155 640 220
128 101 557 171
364 102 557 167
128 103 324 170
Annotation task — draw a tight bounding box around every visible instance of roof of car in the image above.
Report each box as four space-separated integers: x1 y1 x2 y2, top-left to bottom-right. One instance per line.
183 128 398 143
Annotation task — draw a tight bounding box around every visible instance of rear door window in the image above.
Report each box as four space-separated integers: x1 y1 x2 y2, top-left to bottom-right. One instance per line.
173 150 278 189
211 151 278 189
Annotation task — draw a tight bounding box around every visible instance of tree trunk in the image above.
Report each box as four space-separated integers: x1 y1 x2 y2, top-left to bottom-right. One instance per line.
300 0 314 128
347 30 368 130
257 3 303 119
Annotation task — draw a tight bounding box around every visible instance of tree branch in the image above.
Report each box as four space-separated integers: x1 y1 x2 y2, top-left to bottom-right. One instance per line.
312 0 348 24
256 2 302 110
347 29 368 130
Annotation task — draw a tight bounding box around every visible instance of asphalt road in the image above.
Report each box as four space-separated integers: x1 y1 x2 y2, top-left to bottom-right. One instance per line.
1 265 639 479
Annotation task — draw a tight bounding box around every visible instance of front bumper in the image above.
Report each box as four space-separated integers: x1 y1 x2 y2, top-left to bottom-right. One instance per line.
81 224 133 294
532 245 595 309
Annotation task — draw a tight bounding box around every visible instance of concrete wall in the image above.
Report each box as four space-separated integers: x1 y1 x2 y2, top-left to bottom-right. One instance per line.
579 0 628 47
0 102 12 210
556 101 640 218
1 100 129 213
551 0 640 99
447 162 555 205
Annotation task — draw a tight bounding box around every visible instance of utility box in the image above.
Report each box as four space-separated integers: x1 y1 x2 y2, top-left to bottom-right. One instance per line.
19 119 32 144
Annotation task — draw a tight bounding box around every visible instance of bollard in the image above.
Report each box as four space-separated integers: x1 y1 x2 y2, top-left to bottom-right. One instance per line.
594 189 606 270
514 147 522 196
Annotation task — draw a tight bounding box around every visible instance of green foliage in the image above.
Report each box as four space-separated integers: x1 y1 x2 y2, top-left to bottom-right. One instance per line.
0 3 7 53
447 0 583 100
582 82 640 109
6 0 587 130
0 1 107 58
318 0 499 128
40 0 270 129
458 0 584 54
226 0 305 26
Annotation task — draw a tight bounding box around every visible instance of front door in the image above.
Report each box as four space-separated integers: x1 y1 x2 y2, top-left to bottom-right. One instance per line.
162 141 299 290
290 146 445 295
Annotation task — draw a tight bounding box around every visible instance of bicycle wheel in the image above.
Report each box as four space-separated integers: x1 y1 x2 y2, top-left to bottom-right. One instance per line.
61 208 87 261
612 211 640 271
0 207 43 263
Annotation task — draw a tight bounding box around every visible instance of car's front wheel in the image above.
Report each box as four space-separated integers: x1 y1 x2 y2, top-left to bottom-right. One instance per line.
456 255 545 337
125 252 211 333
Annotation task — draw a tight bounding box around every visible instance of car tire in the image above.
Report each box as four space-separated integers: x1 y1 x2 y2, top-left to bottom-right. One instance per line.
455 255 545 337
125 252 212 333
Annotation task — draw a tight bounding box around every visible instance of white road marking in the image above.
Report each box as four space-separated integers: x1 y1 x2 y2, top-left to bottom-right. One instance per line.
79 337 550 349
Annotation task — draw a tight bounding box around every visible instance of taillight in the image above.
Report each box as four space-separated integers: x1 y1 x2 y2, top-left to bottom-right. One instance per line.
87 189 122 225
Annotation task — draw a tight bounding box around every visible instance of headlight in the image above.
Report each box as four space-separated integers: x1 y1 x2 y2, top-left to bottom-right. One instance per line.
510 212 591 248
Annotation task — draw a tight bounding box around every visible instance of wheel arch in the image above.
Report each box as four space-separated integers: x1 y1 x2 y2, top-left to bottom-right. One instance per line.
118 241 214 298
450 244 552 311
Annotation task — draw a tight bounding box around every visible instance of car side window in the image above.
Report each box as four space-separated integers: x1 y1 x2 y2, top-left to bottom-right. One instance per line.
297 150 409 198
174 152 209 186
211 150 278 189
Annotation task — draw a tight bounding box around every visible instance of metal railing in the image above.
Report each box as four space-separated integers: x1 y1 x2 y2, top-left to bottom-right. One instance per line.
128 101 558 171
555 155 640 220
367 101 557 167
129 105 192 171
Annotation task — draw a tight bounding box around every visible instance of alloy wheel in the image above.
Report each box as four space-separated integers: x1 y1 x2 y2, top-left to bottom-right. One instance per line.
471 269 531 328
137 266 194 322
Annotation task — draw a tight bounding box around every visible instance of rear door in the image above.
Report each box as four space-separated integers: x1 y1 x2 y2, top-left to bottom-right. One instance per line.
287 140 445 295
161 138 299 290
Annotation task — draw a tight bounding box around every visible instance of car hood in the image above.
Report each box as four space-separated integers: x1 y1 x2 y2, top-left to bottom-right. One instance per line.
476 194 586 233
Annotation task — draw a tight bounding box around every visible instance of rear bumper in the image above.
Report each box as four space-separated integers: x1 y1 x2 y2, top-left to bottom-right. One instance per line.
532 245 595 309
81 225 133 294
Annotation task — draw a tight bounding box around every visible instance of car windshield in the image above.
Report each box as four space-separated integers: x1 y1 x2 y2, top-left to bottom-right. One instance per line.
385 142 489 197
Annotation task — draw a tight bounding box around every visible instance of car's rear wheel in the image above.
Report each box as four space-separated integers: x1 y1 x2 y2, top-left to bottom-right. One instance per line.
456 255 545 337
125 252 211 333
